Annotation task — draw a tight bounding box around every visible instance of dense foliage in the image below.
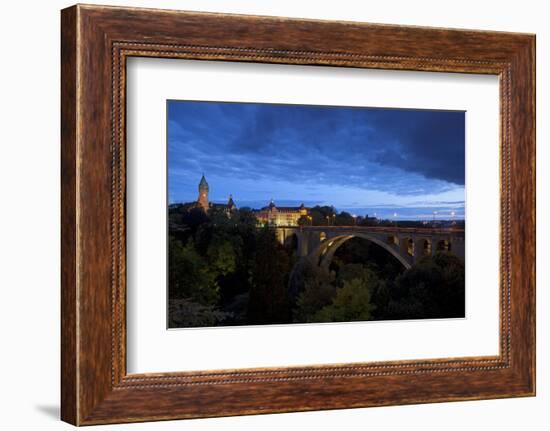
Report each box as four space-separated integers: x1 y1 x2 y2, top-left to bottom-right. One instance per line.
168 205 465 328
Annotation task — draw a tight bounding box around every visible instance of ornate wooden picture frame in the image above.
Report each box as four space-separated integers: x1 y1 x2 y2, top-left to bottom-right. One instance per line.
61 4 535 425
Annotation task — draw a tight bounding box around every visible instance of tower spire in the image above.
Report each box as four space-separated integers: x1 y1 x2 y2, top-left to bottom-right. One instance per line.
227 194 236 211
197 174 209 211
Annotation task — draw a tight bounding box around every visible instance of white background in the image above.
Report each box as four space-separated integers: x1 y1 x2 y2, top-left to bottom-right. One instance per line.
127 59 499 373
0 0 547 430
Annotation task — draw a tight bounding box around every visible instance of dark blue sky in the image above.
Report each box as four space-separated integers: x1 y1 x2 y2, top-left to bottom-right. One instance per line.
168 100 465 220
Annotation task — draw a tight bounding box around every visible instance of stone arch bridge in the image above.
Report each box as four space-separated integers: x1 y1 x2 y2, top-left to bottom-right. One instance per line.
274 225 465 270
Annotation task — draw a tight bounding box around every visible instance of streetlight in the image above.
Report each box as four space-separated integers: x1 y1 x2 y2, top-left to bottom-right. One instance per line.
433 210 438 225
352 214 357 226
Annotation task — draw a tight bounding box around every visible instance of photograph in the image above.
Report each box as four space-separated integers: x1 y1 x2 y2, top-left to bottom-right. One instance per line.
167 100 466 328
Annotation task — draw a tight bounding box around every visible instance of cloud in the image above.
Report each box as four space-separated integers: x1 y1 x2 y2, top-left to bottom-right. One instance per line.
167 100 465 215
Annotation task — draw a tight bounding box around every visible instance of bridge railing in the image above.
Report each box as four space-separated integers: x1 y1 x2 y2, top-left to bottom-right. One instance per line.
273 225 464 236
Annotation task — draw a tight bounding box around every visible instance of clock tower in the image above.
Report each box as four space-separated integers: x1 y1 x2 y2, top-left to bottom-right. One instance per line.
198 174 209 211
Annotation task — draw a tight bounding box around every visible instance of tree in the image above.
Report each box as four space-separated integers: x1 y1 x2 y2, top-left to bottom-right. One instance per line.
294 263 380 323
236 207 259 228
297 215 310 226
234 208 259 261
330 238 404 281
168 236 220 306
293 264 336 323
207 239 237 277
247 227 292 324
181 207 210 232
168 298 232 328
208 205 233 226
168 204 207 243
309 205 336 226
386 252 465 319
334 211 355 226
335 263 374 287
312 277 376 322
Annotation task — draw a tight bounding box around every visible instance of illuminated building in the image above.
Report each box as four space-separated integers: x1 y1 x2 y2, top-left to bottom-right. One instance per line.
189 175 307 225
197 174 209 211
254 200 309 227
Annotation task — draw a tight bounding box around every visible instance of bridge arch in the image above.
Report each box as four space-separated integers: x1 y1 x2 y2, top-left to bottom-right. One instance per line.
310 234 412 270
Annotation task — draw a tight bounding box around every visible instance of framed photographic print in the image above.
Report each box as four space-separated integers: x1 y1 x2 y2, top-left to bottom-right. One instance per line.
61 4 535 425
164 101 466 330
